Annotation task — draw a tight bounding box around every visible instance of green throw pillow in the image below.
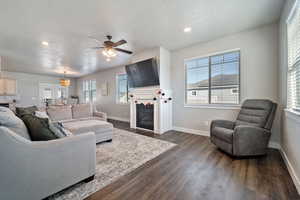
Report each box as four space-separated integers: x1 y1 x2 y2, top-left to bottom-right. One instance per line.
16 106 38 118
21 114 58 141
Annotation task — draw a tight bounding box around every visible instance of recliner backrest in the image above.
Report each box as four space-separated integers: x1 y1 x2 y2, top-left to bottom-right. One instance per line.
235 99 277 130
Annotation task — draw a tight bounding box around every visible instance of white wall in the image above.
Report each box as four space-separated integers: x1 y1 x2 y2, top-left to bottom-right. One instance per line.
171 23 280 143
77 66 130 121
76 47 171 121
279 0 300 192
0 71 76 107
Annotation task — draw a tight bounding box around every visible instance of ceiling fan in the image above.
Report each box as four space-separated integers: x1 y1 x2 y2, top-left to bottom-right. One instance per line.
89 35 133 61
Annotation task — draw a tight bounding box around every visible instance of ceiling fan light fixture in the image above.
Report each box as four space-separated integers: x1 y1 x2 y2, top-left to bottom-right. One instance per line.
102 48 117 58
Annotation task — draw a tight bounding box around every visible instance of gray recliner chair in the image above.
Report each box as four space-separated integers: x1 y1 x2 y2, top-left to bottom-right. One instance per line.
210 99 277 156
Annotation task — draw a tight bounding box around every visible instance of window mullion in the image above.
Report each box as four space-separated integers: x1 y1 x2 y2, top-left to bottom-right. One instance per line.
208 56 212 104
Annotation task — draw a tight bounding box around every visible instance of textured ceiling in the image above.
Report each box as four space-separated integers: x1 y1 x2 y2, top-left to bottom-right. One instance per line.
0 0 285 77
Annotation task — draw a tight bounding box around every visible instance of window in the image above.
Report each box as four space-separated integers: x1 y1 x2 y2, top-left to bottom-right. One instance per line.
39 83 68 105
287 0 300 111
185 51 240 105
83 80 96 103
117 74 129 104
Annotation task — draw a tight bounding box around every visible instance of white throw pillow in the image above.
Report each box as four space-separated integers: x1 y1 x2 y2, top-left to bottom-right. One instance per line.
35 111 49 119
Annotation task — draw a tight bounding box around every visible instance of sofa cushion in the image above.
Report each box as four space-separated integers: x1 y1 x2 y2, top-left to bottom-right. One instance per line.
62 119 113 135
16 106 38 118
47 105 72 121
72 104 92 119
21 114 58 141
0 107 31 140
211 127 233 143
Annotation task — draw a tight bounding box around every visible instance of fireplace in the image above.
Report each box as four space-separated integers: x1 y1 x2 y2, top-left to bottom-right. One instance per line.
136 103 154 131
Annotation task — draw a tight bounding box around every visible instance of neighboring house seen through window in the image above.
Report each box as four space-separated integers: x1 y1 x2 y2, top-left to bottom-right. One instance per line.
83 80 96 103
185 51 240 105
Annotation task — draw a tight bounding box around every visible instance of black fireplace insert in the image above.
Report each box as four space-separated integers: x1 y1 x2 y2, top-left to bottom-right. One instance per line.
136 103 154 131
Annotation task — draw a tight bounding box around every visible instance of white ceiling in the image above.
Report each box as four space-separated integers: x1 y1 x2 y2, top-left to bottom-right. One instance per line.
0 0 285 77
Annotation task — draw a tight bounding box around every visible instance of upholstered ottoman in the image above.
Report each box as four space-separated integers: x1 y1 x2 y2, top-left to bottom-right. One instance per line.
62 120 113 143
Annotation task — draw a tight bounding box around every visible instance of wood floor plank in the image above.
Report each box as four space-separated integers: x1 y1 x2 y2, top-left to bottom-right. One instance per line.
84 120 300 200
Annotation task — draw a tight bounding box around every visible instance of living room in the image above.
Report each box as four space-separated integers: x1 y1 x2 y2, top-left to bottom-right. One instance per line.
0 0 300 199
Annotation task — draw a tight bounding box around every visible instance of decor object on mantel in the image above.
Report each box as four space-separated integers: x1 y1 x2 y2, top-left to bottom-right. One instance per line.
0 56 17 96
101 82 108 96
60 71 70 87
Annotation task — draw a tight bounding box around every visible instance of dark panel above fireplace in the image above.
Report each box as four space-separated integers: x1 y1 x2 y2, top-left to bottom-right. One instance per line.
136 104 154 131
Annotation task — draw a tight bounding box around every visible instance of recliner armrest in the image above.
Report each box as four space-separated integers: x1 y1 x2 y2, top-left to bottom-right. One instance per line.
233 125 271 156
210 120 235 131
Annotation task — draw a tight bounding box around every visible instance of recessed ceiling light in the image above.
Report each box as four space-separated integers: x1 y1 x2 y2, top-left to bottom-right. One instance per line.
184 27 192 33
42 41 49 46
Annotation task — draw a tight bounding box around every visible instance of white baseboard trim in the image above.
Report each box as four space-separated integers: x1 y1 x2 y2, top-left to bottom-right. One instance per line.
279 147 300 194
172 126 209 136
108 116 130 123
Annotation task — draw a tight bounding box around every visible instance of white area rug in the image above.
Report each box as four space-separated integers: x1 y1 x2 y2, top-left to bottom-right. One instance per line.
49 128 176 200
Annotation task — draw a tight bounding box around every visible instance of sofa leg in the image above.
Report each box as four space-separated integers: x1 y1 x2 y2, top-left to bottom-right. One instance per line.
83 175 95 183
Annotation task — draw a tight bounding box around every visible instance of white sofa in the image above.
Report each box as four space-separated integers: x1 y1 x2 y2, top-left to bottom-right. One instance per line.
0 107 96 200
47 104 113 143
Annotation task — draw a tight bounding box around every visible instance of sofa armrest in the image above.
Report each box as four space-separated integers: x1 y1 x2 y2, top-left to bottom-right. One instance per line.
210 120 235 131
0 128 96 200
233 125 271 156
93 111 107 121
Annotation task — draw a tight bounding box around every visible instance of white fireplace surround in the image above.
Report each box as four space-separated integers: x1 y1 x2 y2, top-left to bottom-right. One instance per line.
129 87 172 134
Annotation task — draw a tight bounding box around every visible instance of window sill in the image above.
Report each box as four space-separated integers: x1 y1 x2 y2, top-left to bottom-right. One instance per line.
284 108 300 123
116 102 129 105
184 104 241 110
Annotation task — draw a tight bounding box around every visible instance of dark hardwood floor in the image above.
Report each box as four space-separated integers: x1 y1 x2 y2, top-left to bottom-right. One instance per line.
85 119 300 200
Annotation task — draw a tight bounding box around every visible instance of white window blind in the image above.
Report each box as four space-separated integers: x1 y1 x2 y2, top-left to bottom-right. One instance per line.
287 0 300 111
83 80 96 103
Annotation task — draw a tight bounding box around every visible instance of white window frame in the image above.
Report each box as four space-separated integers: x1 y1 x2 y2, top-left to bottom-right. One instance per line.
82 80 96 103
39 83 68 106
287 0 300 113
116 73 129 104
184 49 241 109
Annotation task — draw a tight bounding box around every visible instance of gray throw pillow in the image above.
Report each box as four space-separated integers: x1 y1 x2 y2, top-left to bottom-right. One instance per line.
0 107 31 140
49 122 73 138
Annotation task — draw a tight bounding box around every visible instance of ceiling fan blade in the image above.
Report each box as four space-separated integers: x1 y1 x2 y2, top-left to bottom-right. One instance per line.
115 48 133 54
113 40 127 47
90 47 104 50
